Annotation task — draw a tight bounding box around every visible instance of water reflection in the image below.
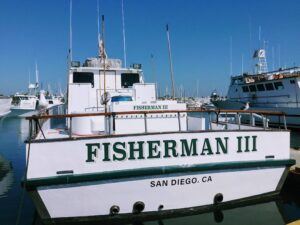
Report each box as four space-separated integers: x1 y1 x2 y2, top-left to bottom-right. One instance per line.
19 118 30 143
0 154 14 198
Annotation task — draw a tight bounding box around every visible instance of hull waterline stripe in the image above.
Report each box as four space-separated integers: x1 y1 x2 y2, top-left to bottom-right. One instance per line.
24 159 295 189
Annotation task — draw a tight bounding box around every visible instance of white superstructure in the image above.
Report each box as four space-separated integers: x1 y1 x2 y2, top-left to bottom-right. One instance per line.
212 48 300 128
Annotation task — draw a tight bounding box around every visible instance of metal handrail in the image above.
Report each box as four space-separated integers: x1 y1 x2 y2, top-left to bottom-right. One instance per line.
27 109 288 140
25 109 285 121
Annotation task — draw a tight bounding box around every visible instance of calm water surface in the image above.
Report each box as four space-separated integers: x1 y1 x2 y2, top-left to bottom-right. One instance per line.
0 116 299 225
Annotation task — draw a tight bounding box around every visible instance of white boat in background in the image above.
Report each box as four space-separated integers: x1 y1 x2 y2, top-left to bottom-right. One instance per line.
212 48 300 129
11 94 39 116
22 31 294 222
11 63 40 116
11 64 64 117
0 96 12 117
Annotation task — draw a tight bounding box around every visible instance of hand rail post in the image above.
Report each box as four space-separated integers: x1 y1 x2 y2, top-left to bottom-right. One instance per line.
283 114 287 130
263 116 266 130
237 112 241 130
208 112 212 130
112 113 116 134
144 113 147 133
177 112 181 131
69 117 72 138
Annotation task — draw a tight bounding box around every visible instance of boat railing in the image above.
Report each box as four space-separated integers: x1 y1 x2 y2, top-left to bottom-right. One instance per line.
25 109 287 140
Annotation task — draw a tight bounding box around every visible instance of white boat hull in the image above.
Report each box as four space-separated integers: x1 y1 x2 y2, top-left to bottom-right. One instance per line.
24 130 294 221
0 97 11 117
33 166 287 220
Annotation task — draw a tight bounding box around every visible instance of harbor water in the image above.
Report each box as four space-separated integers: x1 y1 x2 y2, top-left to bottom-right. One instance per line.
0 115 300 225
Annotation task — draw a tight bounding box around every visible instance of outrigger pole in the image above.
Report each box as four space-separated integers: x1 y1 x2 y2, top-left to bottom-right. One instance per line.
166 24 175 99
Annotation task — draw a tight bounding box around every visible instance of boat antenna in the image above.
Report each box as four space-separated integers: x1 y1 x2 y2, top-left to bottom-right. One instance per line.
35 61 39 89
241 54 244 74
97 0 101 58
28 68 31 86
69 0 73 64
248 15 252 72
150 54 158 95
272 46 275 70
278 44 281 68
230 36 233 76
258 26 261 45
121 0 127 67
166 24 175 99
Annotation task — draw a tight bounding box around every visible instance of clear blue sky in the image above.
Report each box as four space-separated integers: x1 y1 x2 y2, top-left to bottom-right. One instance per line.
1 0 300 96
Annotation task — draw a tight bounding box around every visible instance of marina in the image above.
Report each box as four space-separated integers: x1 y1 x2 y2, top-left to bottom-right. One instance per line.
0 0 300 224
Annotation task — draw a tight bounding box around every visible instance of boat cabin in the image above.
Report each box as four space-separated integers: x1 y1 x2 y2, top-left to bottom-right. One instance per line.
68 58 146 114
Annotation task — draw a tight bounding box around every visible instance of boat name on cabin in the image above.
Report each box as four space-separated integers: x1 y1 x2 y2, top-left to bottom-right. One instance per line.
85 136 257 162
133 105 168 110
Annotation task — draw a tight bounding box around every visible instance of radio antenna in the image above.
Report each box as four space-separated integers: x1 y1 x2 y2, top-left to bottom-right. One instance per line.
121 0 127 67
150 54 158 96
230 36 233 76
166 24 175 99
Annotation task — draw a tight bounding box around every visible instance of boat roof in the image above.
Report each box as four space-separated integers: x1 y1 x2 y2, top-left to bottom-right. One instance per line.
231 66 300 80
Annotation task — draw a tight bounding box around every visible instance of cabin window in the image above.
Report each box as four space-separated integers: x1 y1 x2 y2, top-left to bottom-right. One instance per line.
256 84 265 91
265 83 274 91
249 85 257 92
274 82 284 90
290 80 295 84
121 73 140 88
73 72 94 87
242 86 249 92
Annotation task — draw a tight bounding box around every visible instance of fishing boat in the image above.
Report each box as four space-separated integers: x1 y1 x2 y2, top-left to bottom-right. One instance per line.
0 95 12 117
22 50 295 223
212 48 300 129
10 64 40 116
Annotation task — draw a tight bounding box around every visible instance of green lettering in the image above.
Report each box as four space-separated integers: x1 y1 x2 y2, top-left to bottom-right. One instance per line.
163 140 178 158
102 142 111 161
128 141 145 160
181 139 198 156
215 137 228 154
252 136 257 151
237 136 243 153
85 143 100 162
244 136 250 152
201 138 213 155
147 141 161 158
113 142 126 161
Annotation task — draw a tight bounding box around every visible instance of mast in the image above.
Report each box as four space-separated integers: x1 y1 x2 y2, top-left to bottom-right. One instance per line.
121 0 127 67
101 15 108 113
69 0 73 63
35 62 39 93
166 24 175 99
